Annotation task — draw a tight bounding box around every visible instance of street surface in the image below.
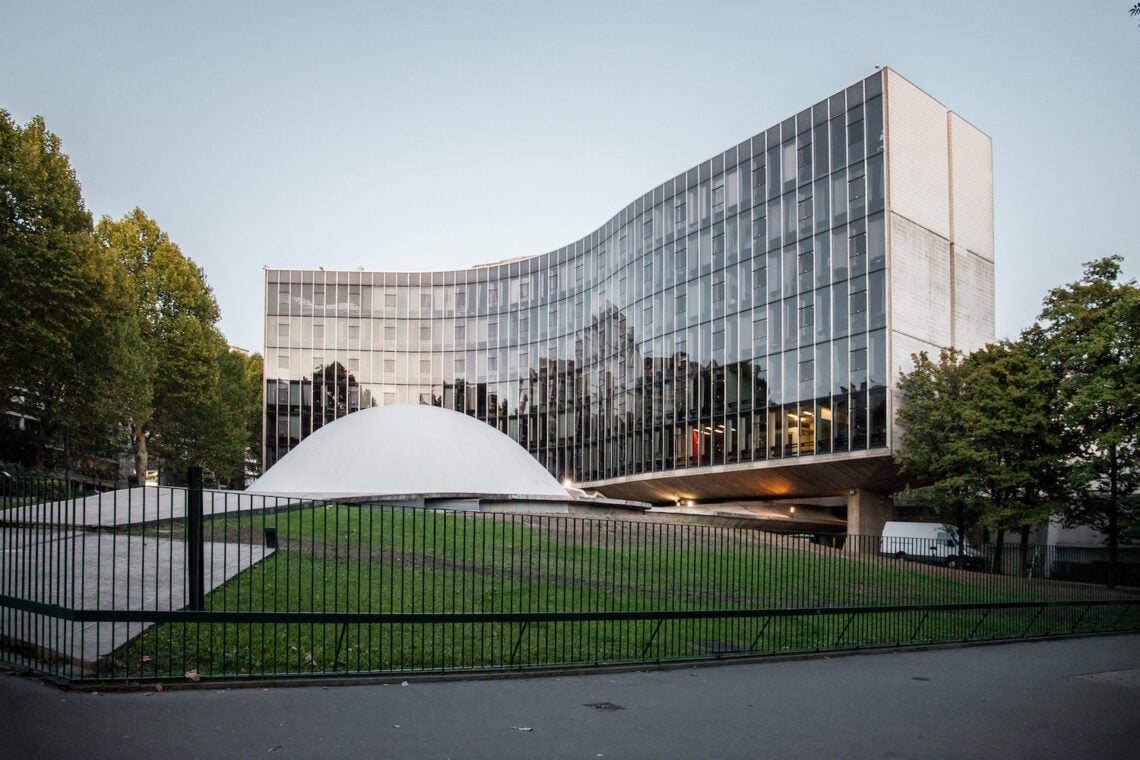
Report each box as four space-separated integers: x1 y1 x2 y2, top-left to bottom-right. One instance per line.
3 634 1138 759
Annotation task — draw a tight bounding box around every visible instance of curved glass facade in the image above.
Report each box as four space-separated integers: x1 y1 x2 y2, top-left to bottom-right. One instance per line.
265 72 893 493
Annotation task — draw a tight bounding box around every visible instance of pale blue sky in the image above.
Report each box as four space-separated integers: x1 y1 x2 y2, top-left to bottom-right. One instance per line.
3 1 1137 352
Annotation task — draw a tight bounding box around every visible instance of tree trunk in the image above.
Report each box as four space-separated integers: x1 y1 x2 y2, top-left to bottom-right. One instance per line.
992 528 1006 575
1018 526 1030 578
133 425 147 486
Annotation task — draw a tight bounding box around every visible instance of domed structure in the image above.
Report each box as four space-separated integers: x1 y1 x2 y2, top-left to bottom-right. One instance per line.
249 405 569 499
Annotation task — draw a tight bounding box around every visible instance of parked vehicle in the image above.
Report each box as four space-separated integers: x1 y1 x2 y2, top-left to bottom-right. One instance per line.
880 521 986 570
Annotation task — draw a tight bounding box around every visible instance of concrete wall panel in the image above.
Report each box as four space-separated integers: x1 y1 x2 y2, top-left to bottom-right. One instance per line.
885 70 951 239
948 112 995 264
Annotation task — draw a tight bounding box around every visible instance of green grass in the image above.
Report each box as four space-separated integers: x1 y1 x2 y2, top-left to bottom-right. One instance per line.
101 505 1138 679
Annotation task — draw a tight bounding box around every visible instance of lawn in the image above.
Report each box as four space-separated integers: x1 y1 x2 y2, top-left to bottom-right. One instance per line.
102 504 1139 679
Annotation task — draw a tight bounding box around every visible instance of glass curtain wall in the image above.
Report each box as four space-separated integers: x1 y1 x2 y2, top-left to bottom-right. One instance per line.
264 72 889 482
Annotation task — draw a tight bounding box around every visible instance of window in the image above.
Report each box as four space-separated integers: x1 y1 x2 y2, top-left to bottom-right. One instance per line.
348 357 359 372
348 324 359 340
420 325 431 342
455 324 465 343
850 287 867 315
277 354 289 369
799 303 815 328
313 324 324 341
384 292 397 308
384 359 395 374
278 322 290 338
419 359 431 376
848 168 866 203
384 325 395 342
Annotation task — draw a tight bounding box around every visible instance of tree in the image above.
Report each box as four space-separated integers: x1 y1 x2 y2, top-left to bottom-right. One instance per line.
96 209 227 485
1132 3 1140 26
894 349 986 555
1033 256 1140 588
0 111 132 476
962 340 1064 574
210 348 263 488
241 352 264 482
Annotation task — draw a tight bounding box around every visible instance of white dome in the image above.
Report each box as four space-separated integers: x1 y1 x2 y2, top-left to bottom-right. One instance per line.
249 405 569 499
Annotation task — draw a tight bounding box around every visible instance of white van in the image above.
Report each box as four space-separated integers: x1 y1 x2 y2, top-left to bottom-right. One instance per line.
880 521 986 570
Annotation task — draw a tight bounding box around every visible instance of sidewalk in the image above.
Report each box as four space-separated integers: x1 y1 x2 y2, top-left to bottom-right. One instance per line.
4 634 1139 759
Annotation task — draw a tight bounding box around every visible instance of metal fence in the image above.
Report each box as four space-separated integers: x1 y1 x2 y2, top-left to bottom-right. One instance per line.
2 474 1137 684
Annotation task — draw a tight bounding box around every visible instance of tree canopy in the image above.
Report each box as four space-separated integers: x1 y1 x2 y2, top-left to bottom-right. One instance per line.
0 111 135 472
895 256 1138 583
1 111 261 487
1032 256 1139 583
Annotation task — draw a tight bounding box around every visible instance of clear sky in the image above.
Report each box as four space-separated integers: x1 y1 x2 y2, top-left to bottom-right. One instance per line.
3 1 1137 353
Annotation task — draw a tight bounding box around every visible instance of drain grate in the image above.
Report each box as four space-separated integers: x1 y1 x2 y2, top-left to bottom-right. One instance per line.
584 702 625 711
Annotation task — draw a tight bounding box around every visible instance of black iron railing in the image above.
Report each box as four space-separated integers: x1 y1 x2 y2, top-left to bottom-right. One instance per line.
2 473 1137 683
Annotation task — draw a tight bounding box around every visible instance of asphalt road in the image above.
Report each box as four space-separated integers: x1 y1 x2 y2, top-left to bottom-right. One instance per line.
4 634 1139 759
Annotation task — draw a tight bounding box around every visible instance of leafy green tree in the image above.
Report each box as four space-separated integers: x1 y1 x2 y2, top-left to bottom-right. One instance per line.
209 348 264 488
242 352 264 482
1033 256 1139 587
96 209 227 484
894 349 986 556
0 111 132 475
962 340 1064 574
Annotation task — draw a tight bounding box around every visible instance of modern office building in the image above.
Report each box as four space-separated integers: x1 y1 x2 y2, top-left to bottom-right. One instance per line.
263 68 994 534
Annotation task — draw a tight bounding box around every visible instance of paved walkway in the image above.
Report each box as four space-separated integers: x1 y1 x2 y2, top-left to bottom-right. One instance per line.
3 634 1138 759
2 487 308 528
2 528 272 666
2 487 295 667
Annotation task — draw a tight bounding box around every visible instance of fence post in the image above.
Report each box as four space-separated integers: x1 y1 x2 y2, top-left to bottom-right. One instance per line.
187 466 205 611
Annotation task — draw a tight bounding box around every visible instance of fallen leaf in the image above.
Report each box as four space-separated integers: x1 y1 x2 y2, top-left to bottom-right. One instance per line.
154 683 164 692
184 669 201 682
400 680 409 687
512 726 534 732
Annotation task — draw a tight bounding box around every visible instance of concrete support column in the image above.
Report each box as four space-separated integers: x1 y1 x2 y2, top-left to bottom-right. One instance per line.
846 489 893 554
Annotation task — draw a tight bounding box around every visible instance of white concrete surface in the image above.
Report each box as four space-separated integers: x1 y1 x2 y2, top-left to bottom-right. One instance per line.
1 487 307 528
248 404 570 499
2 527 272 666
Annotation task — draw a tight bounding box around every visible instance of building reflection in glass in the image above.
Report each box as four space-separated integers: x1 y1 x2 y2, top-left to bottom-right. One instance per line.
264 72 891 487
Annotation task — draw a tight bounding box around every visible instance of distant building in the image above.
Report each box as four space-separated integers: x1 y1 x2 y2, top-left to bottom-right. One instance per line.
263 69 994 535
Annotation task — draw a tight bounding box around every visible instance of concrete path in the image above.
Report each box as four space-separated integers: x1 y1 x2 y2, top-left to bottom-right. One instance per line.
3 634 1138 759
2 487 308 528
2 528 272 666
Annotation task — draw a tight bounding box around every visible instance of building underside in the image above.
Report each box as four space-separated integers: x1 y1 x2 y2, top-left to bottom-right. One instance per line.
586 451 899 505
